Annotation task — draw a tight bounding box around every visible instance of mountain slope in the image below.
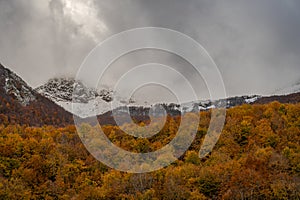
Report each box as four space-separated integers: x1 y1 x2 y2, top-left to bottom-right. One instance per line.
0 63 74 126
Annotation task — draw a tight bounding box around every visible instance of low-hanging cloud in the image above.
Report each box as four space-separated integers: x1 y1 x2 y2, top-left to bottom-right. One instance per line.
0 0 299 99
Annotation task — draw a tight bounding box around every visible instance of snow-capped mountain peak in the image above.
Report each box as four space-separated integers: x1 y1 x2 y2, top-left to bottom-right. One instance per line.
36 78 135 117
36 78 98 103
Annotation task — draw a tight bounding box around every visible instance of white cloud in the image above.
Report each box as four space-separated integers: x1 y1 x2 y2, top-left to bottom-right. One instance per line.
61 0 108 42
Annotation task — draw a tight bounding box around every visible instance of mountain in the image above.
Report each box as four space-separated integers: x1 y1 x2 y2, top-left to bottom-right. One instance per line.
36 78 136 118
36 78 264 120
1 63 300 127
0 63 74 126
36 78 113 103
34 78 270 122
35 76 300 126
93 95 263 125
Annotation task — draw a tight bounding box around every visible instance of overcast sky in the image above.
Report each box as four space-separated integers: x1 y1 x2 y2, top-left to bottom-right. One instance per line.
0 0 300 100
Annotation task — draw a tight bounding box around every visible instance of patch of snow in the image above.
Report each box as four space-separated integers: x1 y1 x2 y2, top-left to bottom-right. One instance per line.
199 106 207 110
4 75 36 106
207 105 216 109
36 78 143 117
245 96 258 103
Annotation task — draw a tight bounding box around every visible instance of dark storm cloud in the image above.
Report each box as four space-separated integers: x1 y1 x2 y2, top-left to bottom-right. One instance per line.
0 0 299 98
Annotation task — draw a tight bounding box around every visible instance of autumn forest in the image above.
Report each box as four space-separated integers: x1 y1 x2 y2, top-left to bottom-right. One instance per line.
0 101 300 199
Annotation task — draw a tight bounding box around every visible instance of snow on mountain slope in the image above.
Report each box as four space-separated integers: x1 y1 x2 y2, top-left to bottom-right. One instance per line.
36 78 101 103
36 78 263 118
180 95 261 113
1 64 36 106
36 78 138 118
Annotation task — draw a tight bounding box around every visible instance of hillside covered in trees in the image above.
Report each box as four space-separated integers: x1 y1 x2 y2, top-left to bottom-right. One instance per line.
0 101 300 199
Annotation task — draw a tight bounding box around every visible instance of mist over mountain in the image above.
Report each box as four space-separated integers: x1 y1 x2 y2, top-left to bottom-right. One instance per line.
1 1 300 199
1 1 300 97
1 60 299 127
273 79 300 95
36 78 137 118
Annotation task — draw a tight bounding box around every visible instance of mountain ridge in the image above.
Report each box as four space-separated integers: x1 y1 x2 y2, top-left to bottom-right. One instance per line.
36 76 300 124
36 77 265 118
1 63 300 127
